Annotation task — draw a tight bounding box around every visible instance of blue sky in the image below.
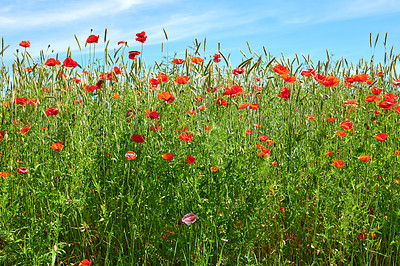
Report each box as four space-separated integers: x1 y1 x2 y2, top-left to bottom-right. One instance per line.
1 0 400 68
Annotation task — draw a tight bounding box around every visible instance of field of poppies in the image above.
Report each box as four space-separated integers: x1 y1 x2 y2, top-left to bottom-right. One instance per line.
1 31 400 265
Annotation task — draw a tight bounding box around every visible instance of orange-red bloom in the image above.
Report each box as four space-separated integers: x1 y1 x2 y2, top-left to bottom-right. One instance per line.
340 120 353 130
322 76 340 87
128 51 140 60
343 100 357 107
86 35 99 43
249 104 260 109
232 67 244 75
158 92 175 104
135 31 147 43
258 135 269 141
278 87 290 99
45 58 60 66
332 160 345 168
222 85 243 96
162 153 175 161
62 57 78 68
191 57 204 64
51 141 64 151
179 133 194 141
374 133 388 141
211 166 218 172
79 259 92 266
273 64 289 75
46 107 59 116
185 156 196 164
371 87 383 95
19 40 30 47
0 171 10 178
326 117 336 123
238 103 249 109
358 155 371 161
172 58 184 64
215 98 228 106
365 95 381 102
335 130 346 137
176 76 190 84
394 106 400 114
245 130 253 135
19 125 31 136
281 73 296 84
213 54 221 63
125 151 137 160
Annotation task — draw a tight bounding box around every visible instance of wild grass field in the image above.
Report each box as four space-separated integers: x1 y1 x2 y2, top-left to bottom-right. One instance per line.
1 31 400 265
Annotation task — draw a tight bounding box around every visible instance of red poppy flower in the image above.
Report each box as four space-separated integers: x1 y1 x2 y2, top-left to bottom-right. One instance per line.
19 125 31 136
374 133 388 141
340 120 353 130
129 51 140 60
393 80 400 86
222 85 243 96
245 130 253 135
162 153 175 161
125 151 137 160
272 64 289 75
211 166 218 172
358 155 371 161
84 85 97 92
342 100 357 107
258 135 269 141
249 104 260 110
118 41 127 46
19 40 30 48
343 82 354 88
332 160 345 168
207 87 216 93
278 87 290 99
176 76 190 84
131 134 145 143
185 156 196 164
14 97 30 105
79 259 92 266
395 180 400 185
45 58 60 66
371 86 383 95
326 151 334 155
62 57 78 68
335 130 346 137
238 103 249 109
394 106 400 114
378 99 398 110
197 105 206 111
45 107 59 116
383 93 397 100
172 58 184 65
0 171 10 178
0 130 6 141
281 73 297 84
301 68 316 76
357 232 367 240
232 67 244 75
182 213 198 225
306 114 315 121
322 76 340 87
191 57 204 64
86 35 99 43
215 98 227 106
213 54 221 63
364 96 380 102
376 72 384 77
51 141 64 151
326 117 336 123
314 73 326 83
158 92 174 104
135 31 147 43
17 168 28 174
146 110 160 119
179 133 194 141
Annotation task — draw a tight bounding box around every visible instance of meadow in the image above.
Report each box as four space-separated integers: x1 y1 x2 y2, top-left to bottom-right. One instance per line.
1 31 400 265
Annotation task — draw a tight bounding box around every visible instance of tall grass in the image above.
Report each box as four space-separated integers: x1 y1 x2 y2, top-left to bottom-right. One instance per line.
1 31 400 265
